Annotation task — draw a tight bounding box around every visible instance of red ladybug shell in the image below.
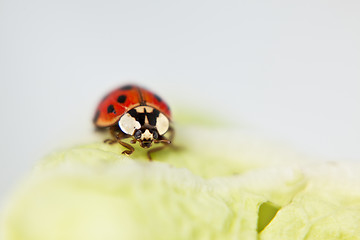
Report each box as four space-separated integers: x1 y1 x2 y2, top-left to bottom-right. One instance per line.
93 85 171 128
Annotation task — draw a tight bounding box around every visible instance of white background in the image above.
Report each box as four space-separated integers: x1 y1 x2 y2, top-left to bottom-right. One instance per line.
1 0 359 200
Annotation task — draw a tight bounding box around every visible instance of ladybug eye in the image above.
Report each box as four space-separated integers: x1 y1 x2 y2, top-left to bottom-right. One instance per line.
152 130 159 140
134 130 142 139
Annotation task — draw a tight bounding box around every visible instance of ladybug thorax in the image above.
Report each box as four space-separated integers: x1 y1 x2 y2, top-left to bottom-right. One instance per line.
118 106 170 146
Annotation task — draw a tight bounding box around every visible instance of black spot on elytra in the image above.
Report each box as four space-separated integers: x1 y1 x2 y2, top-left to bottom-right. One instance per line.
93 110 100 123
120 85 133 91
107 104 115 114
117 95 127 103
154 94 162 103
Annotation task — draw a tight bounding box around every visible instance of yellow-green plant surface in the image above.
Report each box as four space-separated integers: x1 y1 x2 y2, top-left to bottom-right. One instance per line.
2 118 360 240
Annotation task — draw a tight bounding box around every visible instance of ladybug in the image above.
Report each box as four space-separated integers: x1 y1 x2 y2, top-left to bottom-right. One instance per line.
93 84 174 160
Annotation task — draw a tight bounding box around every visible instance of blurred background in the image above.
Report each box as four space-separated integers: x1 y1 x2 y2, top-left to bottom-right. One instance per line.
0 0 359 200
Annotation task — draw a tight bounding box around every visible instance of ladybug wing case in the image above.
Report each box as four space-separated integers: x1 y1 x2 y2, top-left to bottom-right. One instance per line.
93 86 141 128
93 85 172 128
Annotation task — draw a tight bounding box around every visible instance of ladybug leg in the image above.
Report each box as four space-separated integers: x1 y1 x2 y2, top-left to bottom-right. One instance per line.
104 139 117 144
118 140 135 156
106 126 135 156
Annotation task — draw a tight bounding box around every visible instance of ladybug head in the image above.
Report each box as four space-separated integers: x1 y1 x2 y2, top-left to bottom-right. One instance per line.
133 128 159 148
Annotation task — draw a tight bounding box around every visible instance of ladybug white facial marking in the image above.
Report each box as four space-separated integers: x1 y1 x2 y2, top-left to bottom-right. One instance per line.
156 112 169 135
125 106 170 135
118 105 170 149
132 106 170 135
141 129 153 140
118 113 141 135
134 106 154 114
139 107 169 135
